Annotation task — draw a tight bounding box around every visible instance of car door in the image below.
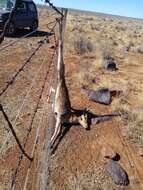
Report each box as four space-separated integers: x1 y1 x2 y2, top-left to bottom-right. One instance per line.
13 2 29 28
27 2 38 26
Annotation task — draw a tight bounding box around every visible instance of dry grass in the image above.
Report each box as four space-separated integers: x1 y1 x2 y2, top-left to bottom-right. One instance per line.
46 9 143 190
64 10 143 148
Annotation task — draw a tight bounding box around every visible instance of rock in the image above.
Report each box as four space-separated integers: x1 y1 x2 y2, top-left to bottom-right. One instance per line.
102 56 117 71
101 147 120 161
137 46 143 54
81 87 111 105
105 160 129 186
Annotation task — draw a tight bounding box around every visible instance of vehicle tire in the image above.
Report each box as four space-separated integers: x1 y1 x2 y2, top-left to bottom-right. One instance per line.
30 20 38 31
6 22 16 36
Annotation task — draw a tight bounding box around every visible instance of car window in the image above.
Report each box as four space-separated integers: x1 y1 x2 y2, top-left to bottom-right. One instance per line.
28 3 36 12
17 2 27 11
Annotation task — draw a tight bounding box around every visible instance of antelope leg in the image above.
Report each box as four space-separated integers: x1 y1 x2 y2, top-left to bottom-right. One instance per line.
50 118 61 146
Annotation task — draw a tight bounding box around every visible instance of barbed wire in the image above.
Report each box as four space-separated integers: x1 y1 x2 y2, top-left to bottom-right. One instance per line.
0 104 33 161
47 20 58 31
44 0 64 17
0 29 37 52
10 47 56 190
21 34 57 189
0 18 58 53
0 2 66 189
0 16 59 156
23 67 54 189
0 41 44 97
0 54 46 155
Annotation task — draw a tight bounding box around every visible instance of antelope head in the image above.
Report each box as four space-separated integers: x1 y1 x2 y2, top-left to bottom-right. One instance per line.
78 110 88 129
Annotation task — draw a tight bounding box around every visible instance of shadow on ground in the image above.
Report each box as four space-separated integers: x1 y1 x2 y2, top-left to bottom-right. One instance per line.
7 29 53 38
50 109 120 154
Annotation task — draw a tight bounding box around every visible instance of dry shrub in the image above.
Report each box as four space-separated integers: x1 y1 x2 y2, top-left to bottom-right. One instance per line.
111 89 143 146
122 109 143 146
74 37 93 55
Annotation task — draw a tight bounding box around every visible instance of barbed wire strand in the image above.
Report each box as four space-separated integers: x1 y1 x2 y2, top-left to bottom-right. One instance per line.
0 30 37 52
10 48 56 190
0 20 58 97
23 80 53 190
0 13 59 52
0 104 33 161
0 41 44 97
44 0 64 17
24 38 56 190
0 55 47 155
22 42 57 190
0 19 58 154
36 66 56 190
0 2 62 188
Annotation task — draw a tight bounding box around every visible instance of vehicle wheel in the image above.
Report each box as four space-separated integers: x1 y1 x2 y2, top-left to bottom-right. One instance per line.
30 20 38 31
6 22 16 36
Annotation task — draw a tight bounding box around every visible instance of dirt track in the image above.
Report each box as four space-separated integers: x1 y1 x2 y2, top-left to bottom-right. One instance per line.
0 7 143 190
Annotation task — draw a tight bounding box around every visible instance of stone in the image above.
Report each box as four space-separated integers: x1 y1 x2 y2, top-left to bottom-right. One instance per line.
81 87 111 105
102 57 117 71
105 160 129 186
137 46 143 54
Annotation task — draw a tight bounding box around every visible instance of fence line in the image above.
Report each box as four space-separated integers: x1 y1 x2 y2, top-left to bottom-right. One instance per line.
0 55 47 155
0 19 59 97
10 48 56 190
23 78 53 190
0 1 67 189
0 104 33 161
0 41 44 97
39 8 68 190
0 30 37 52
45 0 64 17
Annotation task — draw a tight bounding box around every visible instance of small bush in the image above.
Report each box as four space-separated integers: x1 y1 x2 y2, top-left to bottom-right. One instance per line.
74 37 93 55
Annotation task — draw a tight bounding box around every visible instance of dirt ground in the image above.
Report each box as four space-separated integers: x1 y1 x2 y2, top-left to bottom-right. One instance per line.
49 9 143 190
0 6 143 190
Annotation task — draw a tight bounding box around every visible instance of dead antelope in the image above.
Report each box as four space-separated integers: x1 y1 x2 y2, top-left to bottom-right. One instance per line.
50 37 88 147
